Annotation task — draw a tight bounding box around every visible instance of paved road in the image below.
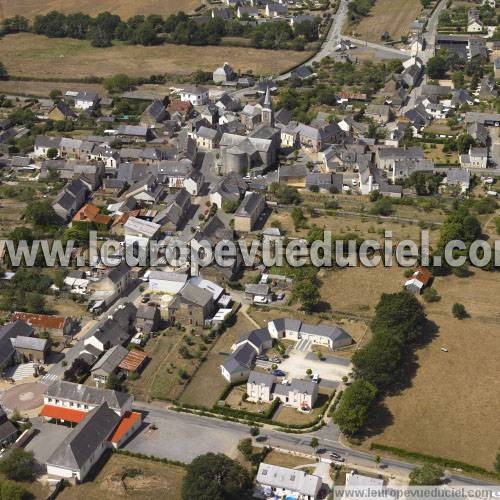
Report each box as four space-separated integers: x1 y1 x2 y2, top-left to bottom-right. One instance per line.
276 0 350 81
344 36 410 60
130 402 499 486
402 0 448 114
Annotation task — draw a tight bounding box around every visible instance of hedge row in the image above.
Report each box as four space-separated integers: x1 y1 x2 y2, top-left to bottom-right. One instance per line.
370 444 500 479
114 448 187 468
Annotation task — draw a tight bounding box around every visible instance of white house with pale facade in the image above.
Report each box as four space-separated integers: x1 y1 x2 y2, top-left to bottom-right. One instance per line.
267 318 352 350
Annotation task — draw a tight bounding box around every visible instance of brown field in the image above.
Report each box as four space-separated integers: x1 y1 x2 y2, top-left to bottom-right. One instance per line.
318 265 410 318
0 33 312 79
179 313 256 408
0 79 105 98
58 453 185 500
2 0 201 19
264 450 314 468
348 0 423 42
366 270 500 470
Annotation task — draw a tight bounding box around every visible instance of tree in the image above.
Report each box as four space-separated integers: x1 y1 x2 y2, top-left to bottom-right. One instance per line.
0 480 29 500
89 26 113 48
104 74 132 93
291 207 306 230
310 437 319 449
452 71 464 89
26 292 46 314
0 449 34 481
452 302 468 319
181 453 252 500
237 438 253 460
352 330 405 392
370 197 393 216
375 455 381 467
456 133 474 154
292 279 320 313
249 426 260 437
46 147 58 159
49 89 62 101
494 450 500 473
106 372 121 390
0 62 8 81
332 380 377 436
370 292 426 343
222 199 240 214
24 200 59 227
426 55 447 79
409 464 444 485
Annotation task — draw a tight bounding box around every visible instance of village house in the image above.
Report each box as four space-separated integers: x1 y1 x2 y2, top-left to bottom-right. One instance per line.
48 101 76 122
405 267 433 294
0 408 18 449
148 271 188 294
268 318 353 350
233 192 266 232
365 104 392 124
51 177 89 222
116 125 153 143
256 463 322 500
179 85 209 106
153 188 192 231
460 146 488 169
140 100 167 128
168 283 215 327
210 172 247 208
65 90 99 110
246 371 319 410
196 126 221 150
11 312 75 338
135 303 162 334
90 345 129 386
88 263 132 309
123 216 161 248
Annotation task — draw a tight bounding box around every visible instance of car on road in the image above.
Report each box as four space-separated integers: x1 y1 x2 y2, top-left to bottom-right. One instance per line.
255 435 267 442
271 369 286 377
141 295 150 303
330 452 344 462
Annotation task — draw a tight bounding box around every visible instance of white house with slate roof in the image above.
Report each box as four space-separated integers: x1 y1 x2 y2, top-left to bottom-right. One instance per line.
256 463 322 500
247 371 319 410
46 402 120 481
268 318 352 350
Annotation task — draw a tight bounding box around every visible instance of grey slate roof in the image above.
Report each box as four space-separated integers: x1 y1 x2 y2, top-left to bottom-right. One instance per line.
235 192 264 217
45 380 131 411
180 283 213 308
46 402 120 471
248 370 275 387
223 343 256 374
11 336 48 351
271 318 302 333
299 323 351 343
0 321 34 365
91 345 128 375
238 328 271 349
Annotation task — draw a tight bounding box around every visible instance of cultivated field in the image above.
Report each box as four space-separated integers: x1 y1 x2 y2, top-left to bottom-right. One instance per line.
0 34 312 79
0 79 105 98
58 453 185 499
366 270 500 470
348 0 423 42
1 0 201 19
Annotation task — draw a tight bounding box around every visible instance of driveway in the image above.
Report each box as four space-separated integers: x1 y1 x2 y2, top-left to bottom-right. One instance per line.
277 348 351 383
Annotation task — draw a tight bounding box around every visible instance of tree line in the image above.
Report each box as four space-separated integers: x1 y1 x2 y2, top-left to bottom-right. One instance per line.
333 291 428 435
1 10 319 50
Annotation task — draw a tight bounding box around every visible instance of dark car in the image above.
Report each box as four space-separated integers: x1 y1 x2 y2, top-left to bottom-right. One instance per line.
255 435 268 442
271 369 286 377
256 355 269 361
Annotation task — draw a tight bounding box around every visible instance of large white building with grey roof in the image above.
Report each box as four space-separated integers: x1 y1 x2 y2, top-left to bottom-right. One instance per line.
256 463 322 499
247 370 319 410
268 318 352 350
46 402 120 481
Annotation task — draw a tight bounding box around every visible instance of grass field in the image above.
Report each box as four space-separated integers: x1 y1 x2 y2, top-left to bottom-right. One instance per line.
58 453 185 499
264 450 314 468
0 33 312 79
2 0 201 19
0 79 105 97
348 0 423 42
365 270 500 470
179 313 256 408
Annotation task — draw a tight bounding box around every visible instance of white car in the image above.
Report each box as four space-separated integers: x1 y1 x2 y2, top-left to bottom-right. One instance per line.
253 295 269 304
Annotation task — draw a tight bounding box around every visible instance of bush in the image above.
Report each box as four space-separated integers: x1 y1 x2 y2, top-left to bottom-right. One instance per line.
0 449 34 481
452 302 468 319
422 288 440 303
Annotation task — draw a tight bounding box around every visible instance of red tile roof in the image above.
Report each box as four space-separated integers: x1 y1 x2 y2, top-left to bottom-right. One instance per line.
413 266 433 285
73 203 112 226
118 349 148 372
39 404 87 423
109 411 141 444
11 312 67 330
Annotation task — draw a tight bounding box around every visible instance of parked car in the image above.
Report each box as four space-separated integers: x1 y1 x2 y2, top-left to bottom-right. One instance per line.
276 292 285 300
256 355 269 361
271 369 286 377
141 295 150 303
330 452 344 462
